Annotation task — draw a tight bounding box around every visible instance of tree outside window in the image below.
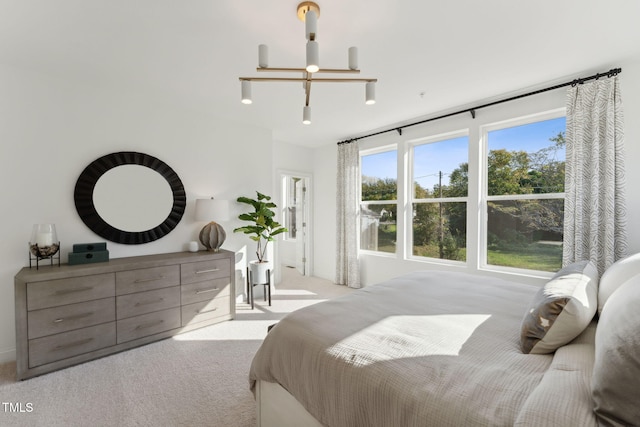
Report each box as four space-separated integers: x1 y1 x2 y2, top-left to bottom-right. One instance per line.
412 135 468 261
485 117 566 272
360 150 397 254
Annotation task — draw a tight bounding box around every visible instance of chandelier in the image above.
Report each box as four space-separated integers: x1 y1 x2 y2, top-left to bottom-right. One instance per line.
239 2 377 125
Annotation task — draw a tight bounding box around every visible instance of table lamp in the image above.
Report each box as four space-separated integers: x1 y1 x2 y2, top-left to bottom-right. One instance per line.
195 198 229 252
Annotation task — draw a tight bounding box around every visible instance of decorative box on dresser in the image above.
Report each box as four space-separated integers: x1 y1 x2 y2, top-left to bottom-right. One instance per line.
14 250 235 380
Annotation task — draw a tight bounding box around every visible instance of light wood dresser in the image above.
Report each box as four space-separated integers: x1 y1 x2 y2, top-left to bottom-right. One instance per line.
14 250 235 380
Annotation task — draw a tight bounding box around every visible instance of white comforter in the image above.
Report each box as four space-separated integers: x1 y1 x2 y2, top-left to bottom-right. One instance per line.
249 270 597 426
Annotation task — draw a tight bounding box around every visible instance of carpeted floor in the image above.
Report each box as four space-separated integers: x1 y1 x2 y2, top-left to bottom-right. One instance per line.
0 267 352 427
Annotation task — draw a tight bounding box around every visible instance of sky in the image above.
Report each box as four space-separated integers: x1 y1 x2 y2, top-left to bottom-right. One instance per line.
361 116 566 191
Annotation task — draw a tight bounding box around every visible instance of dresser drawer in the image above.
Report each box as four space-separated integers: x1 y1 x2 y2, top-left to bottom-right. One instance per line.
116 307 181 344
28 297 115 340
181 259 229 285
116 265 180 295
181 277 230 306
27 273 115 311
28 322 116 368
116 286 180 320
182 296 231 326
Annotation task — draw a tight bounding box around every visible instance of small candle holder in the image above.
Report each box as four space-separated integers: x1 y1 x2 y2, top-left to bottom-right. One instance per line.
28 224 61 269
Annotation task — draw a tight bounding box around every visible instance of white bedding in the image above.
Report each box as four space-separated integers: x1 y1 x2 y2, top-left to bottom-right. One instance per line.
249 270 597 426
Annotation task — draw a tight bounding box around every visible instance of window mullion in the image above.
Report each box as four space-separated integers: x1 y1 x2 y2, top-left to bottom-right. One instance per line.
467 123 482 272
413 196 468 204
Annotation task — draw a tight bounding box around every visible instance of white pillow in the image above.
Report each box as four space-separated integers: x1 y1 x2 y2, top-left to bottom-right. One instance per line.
598 252 640 315
592 275 640 425
520 260 598 354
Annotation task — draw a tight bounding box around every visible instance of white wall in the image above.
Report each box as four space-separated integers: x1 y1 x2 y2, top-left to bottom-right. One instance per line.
0 64 274 362
312 144 338 282
313 58 640 286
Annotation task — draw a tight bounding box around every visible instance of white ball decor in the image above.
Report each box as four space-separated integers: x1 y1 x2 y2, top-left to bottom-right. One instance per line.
199 221 226 252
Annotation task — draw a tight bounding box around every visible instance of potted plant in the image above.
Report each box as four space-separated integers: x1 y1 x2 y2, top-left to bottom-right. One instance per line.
234 191 287 285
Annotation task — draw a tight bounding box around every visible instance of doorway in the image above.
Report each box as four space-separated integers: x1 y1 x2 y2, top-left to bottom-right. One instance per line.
279 172 312 277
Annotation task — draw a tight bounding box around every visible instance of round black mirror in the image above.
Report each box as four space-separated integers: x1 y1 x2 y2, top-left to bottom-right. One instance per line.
74 152 186 244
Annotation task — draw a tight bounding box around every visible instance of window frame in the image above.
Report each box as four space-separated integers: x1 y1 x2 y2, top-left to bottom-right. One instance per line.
407 130 469 264
282 175 301 242
359 145 399 257
479 108 566 275
355 102 567 279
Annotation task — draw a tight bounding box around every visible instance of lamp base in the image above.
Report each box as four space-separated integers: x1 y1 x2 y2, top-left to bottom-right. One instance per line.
199 222 226 252
297 2 320 21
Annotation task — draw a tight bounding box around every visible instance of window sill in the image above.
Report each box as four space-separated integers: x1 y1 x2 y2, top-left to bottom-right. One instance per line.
359 250 397 259
478 264 554 281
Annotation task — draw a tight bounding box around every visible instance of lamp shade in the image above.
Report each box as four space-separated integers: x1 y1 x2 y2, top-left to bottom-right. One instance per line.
303 106 311 125
258 44 268 68
305 10 317 40
365 81 376 105
241 80 252 104
306 40 319 73
348 47 358 70
195 198 229 222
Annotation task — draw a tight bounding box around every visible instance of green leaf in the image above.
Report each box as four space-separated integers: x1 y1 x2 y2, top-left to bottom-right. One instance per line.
236 196 255 206
270 228 287 236
257 192 271 201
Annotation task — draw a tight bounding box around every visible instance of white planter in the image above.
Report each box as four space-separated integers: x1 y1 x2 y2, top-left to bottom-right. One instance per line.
250 260 270 285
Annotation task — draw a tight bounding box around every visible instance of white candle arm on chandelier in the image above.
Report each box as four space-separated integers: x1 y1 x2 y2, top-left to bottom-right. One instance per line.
305 10 317 40
306 40 319 73
258 44 268 68
348 47 358 70
241 80 252 104
366 81 376 105
303 106 311 124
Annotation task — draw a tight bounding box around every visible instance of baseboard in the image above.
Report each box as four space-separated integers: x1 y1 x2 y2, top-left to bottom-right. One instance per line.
0 347 16 364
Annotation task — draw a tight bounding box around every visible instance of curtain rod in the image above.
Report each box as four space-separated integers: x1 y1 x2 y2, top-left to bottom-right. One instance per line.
337 67 622 145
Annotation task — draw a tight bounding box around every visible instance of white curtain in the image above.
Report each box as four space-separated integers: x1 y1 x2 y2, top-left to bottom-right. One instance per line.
563 76 627 276
336 141 361 288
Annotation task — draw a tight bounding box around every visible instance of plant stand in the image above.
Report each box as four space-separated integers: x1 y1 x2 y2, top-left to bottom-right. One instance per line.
246 266 271 309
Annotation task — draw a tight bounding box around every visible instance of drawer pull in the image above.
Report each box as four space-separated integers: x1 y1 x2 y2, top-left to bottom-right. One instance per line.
195 287 219 295
135 298 165 307
54 286 93 296
53 338 93 351
134 275 165 284
197 307 218 314
135 320 164 330
53 312 94 323
195 268 220 274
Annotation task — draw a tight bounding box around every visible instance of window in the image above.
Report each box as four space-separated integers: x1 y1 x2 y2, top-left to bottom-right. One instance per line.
411 134 468 261
360 149 397 253
282 175 302 240
484 115 566 272
357 104 566 276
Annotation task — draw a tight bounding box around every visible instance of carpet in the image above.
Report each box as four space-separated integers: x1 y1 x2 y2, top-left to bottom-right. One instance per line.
0 267 351 426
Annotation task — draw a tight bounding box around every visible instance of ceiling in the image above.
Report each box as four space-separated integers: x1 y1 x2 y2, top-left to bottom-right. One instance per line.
1 0 639 147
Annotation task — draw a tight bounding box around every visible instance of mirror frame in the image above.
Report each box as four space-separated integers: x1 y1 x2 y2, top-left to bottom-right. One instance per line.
74 151 186 244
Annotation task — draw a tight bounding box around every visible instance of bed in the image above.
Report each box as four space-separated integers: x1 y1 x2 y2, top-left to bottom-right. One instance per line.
249 256 640 427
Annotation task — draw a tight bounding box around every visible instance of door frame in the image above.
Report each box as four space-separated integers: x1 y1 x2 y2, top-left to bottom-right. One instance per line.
277 170 313 278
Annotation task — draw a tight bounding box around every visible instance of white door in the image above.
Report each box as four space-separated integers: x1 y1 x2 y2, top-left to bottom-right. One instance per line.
295 179 306 275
